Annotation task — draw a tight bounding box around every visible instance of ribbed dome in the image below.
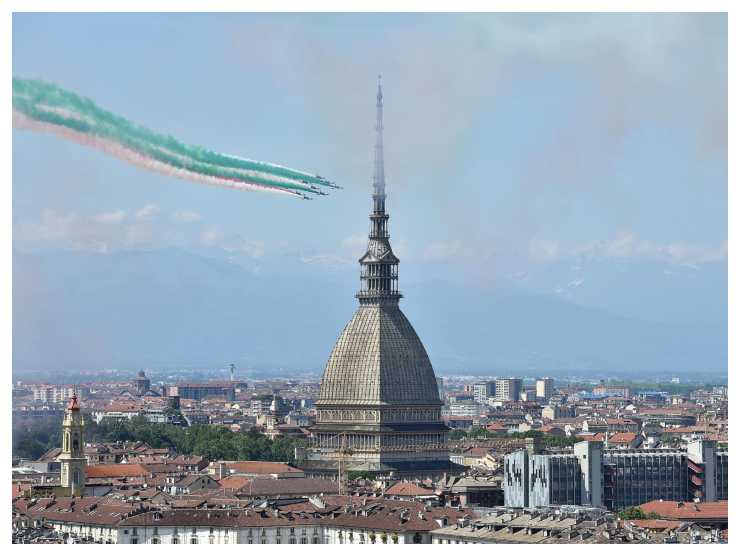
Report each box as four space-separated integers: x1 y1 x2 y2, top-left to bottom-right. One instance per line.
318 304 441 406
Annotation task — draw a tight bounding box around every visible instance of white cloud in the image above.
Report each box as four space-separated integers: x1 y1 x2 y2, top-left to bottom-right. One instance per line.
200 227 225 246
135 204 160 220
529 239 561 264
341 233 367 251
16 209 161 253
200 226 265 258
92 210 126 224
529 231 727 267
421 240 478 263
172 210 202 223
300 253 353 270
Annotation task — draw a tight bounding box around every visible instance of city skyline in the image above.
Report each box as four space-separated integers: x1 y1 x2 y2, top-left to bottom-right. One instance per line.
8 6 732 547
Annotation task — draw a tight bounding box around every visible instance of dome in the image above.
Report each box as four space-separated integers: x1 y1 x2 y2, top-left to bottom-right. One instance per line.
318 304 441 406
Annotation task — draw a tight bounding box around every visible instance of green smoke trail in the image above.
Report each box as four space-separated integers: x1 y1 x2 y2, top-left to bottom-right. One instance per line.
13 78 335 196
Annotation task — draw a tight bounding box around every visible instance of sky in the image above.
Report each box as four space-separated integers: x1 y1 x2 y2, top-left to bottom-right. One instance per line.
12 13 728 375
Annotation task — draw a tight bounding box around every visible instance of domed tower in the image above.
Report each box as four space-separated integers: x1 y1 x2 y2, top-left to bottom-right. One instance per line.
59 393 86 496
306 78 449 477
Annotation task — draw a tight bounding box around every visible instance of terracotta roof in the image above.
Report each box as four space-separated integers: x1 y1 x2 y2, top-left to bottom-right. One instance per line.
222 477 339 496
218 476 252 490
638 500 728 521
85 464 149 478
385 482 435 496
627 519 682 531
222 461 302 475
608 432 638 444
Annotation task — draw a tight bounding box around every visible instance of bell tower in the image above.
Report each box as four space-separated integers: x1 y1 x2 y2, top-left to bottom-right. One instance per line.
59 392 86 496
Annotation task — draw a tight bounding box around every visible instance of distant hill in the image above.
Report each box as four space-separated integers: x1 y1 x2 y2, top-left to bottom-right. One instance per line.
12 248 727 374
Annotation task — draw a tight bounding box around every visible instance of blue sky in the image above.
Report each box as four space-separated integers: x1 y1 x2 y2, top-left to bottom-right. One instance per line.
12 13 728 373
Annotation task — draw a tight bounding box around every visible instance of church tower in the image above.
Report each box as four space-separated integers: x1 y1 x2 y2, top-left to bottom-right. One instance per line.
305 78 450 478
59 393 86 496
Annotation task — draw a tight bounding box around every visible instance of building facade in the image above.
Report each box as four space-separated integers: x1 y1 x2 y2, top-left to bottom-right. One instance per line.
504 440 726 511
535 378 554 401
495 378 522 402
473 382 495 404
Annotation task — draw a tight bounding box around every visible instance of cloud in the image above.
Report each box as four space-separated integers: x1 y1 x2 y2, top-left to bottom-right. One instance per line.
422 240 476 263
340 233 367 252
15 209 168 253
135 204 160 220
92 210 126 224
299 253 354 271
529 239 561 264
228 13 726 192
200 226 265 258
172 210 202 223
528 231 727 267
18 209 126 253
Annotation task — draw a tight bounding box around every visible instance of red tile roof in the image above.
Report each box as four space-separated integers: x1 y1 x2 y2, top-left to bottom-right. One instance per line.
638 500 728 521
385 482 436 497
627 519 682 531
608 432 638 444
222 461 301 475
85 464 149 478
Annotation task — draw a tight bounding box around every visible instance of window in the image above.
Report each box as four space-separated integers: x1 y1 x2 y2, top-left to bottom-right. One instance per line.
290 538 296 544
151 539 160 544
172 538 179 544
300 538 307 544
131 539 138 544
312 537 320 544
190 538 198 544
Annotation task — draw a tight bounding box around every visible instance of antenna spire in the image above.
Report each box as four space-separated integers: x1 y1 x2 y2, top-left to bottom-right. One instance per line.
373 74 385 206
357 76 401 305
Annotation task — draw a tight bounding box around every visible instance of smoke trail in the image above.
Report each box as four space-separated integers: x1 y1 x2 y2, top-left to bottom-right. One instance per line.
12 78 339 199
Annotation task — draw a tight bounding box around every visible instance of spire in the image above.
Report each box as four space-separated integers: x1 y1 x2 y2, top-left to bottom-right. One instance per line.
373 74 386 209
357 76 401 305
